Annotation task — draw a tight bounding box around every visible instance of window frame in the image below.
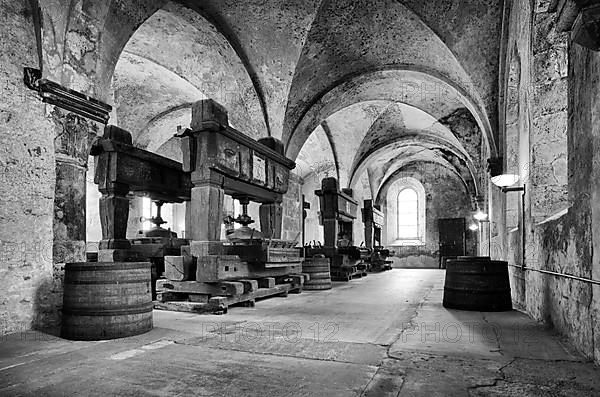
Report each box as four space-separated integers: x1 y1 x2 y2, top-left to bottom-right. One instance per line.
386 177 426 246
396 187 420 240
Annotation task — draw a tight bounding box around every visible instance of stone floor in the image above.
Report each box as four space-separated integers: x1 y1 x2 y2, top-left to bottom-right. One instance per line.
1 269 599 396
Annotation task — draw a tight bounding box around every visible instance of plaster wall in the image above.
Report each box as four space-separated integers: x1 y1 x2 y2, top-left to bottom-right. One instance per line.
0 0 56 335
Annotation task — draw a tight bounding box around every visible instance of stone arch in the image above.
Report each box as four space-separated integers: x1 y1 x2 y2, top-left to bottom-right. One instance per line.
350 138 479 202
375 159 472 207
284 68 495 162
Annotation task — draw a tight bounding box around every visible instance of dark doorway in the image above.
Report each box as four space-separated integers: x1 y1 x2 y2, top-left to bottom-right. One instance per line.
438 218 466 268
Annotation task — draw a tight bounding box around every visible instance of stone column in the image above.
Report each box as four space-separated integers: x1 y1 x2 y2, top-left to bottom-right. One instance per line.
51 107 99 265
49 108 98 331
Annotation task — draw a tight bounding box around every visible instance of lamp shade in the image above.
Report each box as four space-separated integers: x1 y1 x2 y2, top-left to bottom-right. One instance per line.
491 173 519 187
474 210 488 221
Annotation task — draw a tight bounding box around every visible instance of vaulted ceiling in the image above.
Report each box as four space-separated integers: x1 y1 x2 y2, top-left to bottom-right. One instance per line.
109 0 502 201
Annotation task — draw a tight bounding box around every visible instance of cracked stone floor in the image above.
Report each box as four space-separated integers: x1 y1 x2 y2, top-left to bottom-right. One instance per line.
1 269 599 396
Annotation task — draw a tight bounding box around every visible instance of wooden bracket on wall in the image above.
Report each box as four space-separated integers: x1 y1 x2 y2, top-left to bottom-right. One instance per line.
23 67 112 123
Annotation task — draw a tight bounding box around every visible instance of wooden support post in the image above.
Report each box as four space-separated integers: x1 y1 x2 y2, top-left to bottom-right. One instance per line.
258 277 276 289
364 221 374 250
98 182 131 250
190 183 224 256
322 219 339 248
241 300 256 307
190 184 224 241
289 274 304 294
208 297 228 314
259 202 283 239
238 279 259 293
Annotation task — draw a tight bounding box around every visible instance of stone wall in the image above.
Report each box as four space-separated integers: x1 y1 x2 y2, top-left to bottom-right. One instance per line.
380 163 477 268
501 1 599 364
530 4 569 221
0 0 56 335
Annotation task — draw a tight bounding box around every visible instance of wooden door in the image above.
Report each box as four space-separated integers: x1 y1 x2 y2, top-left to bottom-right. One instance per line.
438 218 466 268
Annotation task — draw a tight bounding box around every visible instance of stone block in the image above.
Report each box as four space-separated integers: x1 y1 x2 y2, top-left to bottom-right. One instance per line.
533 79 567 117
532 112 568 142
533 46 568 86
164 255 196 281
533 11 568 55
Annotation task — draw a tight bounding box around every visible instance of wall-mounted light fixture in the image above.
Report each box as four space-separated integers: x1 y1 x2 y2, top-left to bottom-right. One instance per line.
501 185 525 194
491 174 520 187
468 223 479 231
24 67 112 124
472 208 490 255
474 209 488 221
487 157 520 187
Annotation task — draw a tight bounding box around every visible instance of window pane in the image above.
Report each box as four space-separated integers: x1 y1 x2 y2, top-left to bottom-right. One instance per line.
397 225 418 238
398 189 417 202
397 188 419 239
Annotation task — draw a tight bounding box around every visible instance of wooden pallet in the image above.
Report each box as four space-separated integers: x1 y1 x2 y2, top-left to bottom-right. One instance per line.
154 274 307 314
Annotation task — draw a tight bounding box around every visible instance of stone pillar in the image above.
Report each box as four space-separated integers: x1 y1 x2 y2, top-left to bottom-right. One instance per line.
51 107 99 265
50 108 98 331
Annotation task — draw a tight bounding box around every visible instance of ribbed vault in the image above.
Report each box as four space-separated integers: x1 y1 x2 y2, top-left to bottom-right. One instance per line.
44 0 502 213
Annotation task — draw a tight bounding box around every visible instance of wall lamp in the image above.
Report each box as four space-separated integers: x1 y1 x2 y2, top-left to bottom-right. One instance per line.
468 223 479 231
487 158 526 263
487 157 520 188
24 67 112 124
474 209 488 221
473 209 490 255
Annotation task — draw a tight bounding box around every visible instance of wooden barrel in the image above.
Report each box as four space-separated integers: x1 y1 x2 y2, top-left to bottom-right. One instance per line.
442 256 512 311
303 256 332 290
61 262 153 340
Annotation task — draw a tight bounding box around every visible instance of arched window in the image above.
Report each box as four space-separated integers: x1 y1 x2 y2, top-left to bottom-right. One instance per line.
397 188 419 239
385 177 426 246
